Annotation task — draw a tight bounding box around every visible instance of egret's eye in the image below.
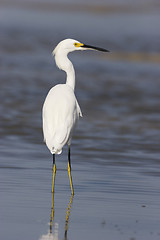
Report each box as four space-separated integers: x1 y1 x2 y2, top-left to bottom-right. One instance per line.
74 42 78 47
74 42 84 48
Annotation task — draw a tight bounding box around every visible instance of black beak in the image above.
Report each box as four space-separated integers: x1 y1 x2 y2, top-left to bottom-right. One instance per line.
82 44 109 52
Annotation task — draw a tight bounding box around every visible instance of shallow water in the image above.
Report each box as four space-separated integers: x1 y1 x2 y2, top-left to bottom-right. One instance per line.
0 1 160 240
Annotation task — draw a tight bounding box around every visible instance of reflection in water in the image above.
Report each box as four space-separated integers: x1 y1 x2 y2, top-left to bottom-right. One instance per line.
50 192 55 235
39 193 74 240
64 195 74 240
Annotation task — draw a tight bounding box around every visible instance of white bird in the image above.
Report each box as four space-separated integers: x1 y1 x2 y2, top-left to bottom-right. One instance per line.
42 39 109 195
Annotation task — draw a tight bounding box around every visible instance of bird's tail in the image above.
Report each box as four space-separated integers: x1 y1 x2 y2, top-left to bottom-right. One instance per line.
50 148 62 155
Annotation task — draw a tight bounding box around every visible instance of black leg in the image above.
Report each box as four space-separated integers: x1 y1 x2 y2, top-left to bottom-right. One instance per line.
67 146 74 195
68 146 71 169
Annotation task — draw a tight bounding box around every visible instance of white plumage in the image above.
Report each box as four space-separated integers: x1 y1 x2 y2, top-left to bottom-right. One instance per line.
42 39 83 155
43 84 82 154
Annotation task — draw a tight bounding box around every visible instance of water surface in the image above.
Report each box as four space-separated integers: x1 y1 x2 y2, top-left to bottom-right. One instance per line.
0 1 160 240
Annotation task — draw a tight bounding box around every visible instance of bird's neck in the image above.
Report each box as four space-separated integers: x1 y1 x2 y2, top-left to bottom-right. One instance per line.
66 61 75 90
55 52 75 90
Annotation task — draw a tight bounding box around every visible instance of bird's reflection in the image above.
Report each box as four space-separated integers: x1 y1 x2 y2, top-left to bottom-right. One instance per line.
39 192 73 240
64 194 73 239
50 192 74 240
49 191 55 234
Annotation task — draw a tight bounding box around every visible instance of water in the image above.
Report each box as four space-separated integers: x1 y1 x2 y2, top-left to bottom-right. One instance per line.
0 1 160 240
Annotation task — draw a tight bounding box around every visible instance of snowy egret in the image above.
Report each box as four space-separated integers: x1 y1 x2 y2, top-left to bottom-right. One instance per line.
42 39 109 195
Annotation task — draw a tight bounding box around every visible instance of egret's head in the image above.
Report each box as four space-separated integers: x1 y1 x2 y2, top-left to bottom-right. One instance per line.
53 39 109 71
53 39 109 56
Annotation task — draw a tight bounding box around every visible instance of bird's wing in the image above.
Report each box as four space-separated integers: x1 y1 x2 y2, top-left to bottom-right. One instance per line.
76 99 83 117
42 84 80 154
